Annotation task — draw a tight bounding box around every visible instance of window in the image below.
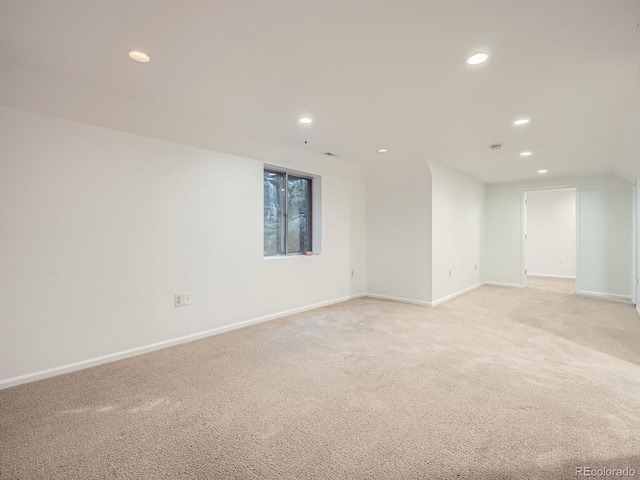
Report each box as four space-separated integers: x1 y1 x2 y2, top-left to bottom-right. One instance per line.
264 168 312 256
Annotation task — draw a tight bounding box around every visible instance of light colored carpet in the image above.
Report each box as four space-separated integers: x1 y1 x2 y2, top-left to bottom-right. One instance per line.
2 284 640 479
527 275 575 294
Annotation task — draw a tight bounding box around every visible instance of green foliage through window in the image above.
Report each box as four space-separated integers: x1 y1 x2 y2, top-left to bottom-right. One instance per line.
264 169 312 256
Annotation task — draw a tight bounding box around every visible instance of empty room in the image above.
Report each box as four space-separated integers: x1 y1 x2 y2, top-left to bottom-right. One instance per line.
1 1 640 479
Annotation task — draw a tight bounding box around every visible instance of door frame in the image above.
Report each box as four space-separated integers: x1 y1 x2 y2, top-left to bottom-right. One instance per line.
520 184 580 291
632 180 637 305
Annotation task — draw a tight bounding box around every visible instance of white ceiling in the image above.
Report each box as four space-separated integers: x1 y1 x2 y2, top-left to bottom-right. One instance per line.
1 0 639 182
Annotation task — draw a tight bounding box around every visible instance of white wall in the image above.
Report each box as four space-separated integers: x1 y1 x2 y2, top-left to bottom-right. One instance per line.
429 160 484 304
485 174 632 298
366 159 485 306
0 105 367 384
366 158 432 304
525 189 576 278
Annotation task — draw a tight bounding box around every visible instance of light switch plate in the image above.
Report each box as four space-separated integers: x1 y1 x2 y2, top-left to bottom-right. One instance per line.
183 292 192 306
174 293 183 307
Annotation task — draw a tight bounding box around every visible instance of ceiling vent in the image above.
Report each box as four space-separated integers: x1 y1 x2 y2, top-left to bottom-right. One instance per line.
490 144 502 150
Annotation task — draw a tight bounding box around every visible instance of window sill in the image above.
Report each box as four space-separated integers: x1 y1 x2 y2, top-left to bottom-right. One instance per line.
263 254 318 260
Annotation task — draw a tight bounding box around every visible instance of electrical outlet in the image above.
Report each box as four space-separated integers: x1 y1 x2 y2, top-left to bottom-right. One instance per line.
351 269 355 278
183 292 192 306
174 293 183 307
449 270 452 277
475 264 477 270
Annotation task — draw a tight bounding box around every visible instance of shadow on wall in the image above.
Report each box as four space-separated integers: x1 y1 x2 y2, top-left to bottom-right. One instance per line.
366 157 433 303
575 179 631 297
582 189 609 293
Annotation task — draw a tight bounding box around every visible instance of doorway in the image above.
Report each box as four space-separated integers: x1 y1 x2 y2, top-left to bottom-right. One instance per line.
522 187 578 293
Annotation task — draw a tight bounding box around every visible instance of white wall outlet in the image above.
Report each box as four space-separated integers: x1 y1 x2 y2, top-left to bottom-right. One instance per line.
475 264 477 270
351 269 355 278
174 293 183 307
449 270 452 277
183 292 192 306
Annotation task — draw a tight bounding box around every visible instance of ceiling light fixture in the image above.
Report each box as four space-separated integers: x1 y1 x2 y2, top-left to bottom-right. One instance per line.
299 116 313 124
538 169 548 174
128 50 151 63
377 148 388 153
467 52 489 65
514 118 530 126
520 151 533 156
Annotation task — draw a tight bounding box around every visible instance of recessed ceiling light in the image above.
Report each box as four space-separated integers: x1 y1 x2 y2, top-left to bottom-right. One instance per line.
514 118 530 126
467 52 489 65
538 169 548 174
377 148 388 153
128 50 151 63
520 151 533 156
299 116 313 124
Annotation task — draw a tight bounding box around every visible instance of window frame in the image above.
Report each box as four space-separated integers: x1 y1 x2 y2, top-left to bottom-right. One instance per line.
264 167 313 257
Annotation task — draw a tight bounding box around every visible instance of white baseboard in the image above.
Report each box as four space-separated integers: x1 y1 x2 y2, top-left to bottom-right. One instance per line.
366 283 486 308
636 304 640 317
527 274 576 279
0 293 366 390
484 281 523 288
431 283 485 307
364 293 432 307
577 290 632 303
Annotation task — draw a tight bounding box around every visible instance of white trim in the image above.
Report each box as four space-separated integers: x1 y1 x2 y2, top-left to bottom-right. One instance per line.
484 281 523 288
366 283 486 308
263 254 317 260
632 180 637 305
577 290 632 303
364 293 432 307
0 293 365 390
522 190 528 288
636 304 640 318
527 273 576 279
430 283 484 307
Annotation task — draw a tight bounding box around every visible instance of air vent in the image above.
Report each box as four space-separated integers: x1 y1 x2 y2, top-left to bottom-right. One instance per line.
490 144 502 150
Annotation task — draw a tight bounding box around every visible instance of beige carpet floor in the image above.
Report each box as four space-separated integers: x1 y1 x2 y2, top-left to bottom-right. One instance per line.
527 275 575 294
2 282 640 479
